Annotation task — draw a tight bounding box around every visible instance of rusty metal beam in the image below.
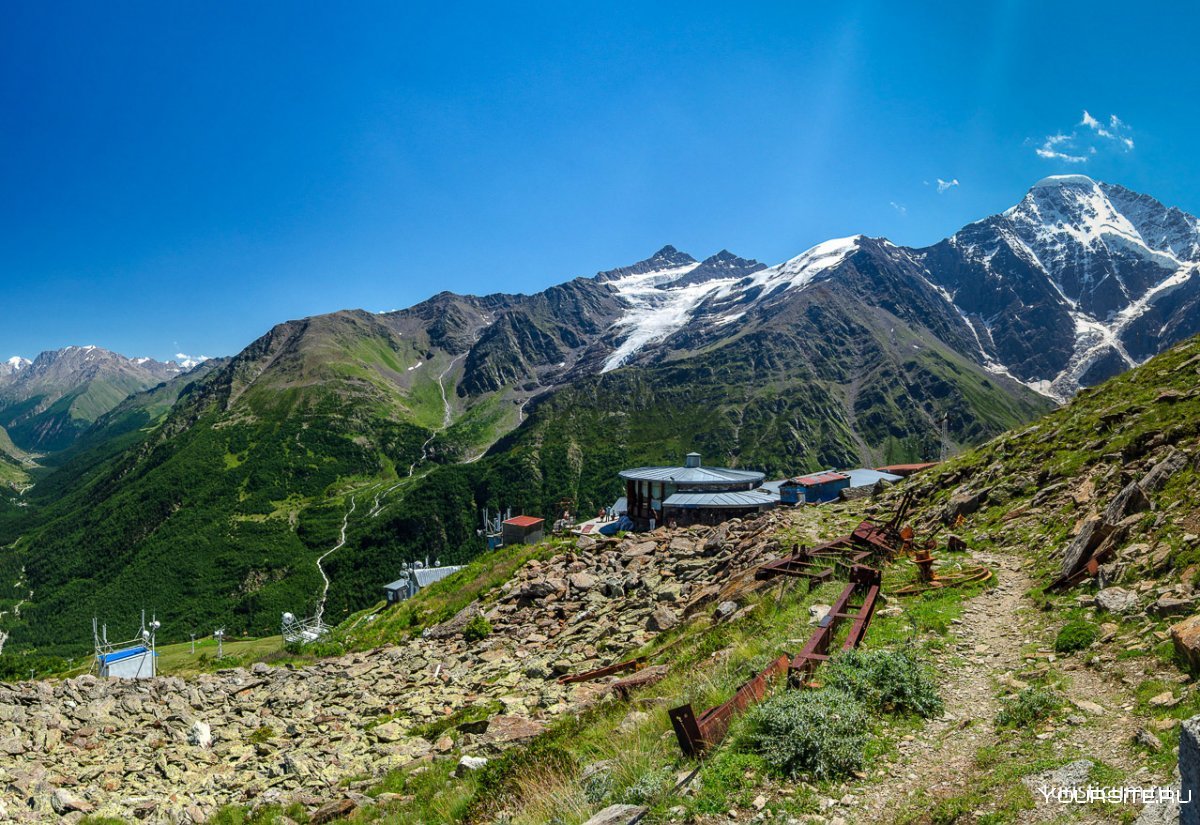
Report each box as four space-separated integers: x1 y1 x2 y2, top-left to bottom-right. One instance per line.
790 565 881 683
669 653 790 756
557 657 645 685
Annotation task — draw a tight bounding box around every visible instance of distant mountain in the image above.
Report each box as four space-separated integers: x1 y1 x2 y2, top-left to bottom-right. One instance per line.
579 176 1200 402
3 176 1198 654
923 175 1200 397
0 346 193 453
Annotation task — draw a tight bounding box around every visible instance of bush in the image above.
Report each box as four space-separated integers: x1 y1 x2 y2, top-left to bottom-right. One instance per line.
462 614 493 643
1054 620 1098 653
996 687 1062 729
620 766 675 805
824 648 944 718
742 689 868 779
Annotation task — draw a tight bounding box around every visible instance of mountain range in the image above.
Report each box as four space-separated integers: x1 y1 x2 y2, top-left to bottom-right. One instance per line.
1 174 1198 655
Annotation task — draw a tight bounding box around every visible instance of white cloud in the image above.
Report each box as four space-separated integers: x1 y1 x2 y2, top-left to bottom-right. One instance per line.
889 201 907 216
174 352 210 368
1034 111 1135 163
936 178 959 194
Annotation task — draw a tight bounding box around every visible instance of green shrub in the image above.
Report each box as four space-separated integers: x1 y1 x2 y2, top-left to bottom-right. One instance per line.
742 689 868 779
620 766 675 805
247 725 275 745
1054 620 1098 653
824 648 944 718
996 687 1062 729
462 614 493 643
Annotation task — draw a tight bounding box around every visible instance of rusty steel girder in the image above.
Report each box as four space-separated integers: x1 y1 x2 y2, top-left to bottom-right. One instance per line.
669 653 791 757
789 564 881 684
557 657 645 685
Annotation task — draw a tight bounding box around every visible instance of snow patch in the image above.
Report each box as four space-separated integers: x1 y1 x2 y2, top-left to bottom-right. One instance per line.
600 237 862 372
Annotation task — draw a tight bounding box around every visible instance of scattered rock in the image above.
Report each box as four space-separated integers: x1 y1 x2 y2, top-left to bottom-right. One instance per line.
51 788 93 815
1021 759 1093 794
310 799 357 825
714 600 739 620
1151 596 1193 617
647 607 677 632
1135 727 1164 752
423 602 483 640
1148 691 1180 708
456 755 488 774
1095 587 1139 614
188 720 212 749
582 804 648 825
1172 615 1200 672
808 604 832 624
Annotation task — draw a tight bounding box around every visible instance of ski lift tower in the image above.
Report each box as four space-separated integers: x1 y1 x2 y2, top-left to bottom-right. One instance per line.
280 611 329 645
93 611 160 679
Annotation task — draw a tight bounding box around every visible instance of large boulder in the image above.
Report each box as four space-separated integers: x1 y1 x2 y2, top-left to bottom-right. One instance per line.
1173 615 1200 673
1060 516 1113 579
1180 716 1200 825
424 602 483 639
943 490 987 524
1095 587 1139 614
646 607 677 632
583 805 648 825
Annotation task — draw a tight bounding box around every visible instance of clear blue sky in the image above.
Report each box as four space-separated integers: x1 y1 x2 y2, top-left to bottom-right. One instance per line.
3 1 1198 362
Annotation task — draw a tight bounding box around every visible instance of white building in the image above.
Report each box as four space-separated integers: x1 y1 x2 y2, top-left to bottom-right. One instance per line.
97 645 156 679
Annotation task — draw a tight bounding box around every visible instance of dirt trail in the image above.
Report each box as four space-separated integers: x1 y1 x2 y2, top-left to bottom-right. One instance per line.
313 495 354 625
369 353 466 518
856 549 1154 823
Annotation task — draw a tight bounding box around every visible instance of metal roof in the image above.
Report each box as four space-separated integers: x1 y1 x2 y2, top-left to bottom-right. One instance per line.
844 468 903 488
619 465 765 484
412 565 464 588
97 645 152 665
876 462 938 474
383 578 408 591
663 491 778 508
784 471 850 487
504 515 544 528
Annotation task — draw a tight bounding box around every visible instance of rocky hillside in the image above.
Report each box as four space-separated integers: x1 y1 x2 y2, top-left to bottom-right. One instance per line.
0 347 189 454
0 510 841 823
907 332 1200 598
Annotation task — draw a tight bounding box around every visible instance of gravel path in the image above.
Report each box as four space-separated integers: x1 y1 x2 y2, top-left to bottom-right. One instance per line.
855 549 1161 824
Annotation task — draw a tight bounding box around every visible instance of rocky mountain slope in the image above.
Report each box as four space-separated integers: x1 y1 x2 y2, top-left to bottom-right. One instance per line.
3 177 1198 659
0 512 809 823
0 347 190 453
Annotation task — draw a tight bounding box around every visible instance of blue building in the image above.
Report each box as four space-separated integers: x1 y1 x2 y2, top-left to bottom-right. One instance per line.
780 471 851 504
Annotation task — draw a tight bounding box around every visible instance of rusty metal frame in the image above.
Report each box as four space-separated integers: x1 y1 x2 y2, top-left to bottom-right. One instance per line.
789 564 882 684
669 653 791 756
557 657 645 685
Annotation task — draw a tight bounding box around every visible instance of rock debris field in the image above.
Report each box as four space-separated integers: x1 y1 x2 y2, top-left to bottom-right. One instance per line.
0 515 789 823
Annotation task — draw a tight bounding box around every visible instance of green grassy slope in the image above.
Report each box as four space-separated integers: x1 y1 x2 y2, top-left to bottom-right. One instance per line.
907 333 1200 584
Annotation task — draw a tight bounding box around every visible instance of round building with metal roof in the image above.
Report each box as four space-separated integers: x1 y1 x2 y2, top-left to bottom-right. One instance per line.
619 452 776 529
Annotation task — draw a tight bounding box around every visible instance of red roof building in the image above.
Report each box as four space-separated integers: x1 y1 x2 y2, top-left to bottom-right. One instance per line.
502 515 545 546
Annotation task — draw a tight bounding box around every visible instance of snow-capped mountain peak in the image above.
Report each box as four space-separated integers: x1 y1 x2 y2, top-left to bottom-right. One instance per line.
6 356 30 370
599 237 862 372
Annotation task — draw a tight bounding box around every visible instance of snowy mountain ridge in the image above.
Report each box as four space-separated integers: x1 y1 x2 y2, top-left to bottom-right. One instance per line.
596 177 1200 401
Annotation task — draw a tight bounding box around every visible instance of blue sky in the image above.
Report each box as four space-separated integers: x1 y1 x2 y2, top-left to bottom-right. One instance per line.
3 1 1198 362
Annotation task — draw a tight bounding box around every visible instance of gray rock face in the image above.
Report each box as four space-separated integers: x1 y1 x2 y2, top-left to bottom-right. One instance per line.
1180 716 1200 825
1021 759 1094 795
582 804 648 825
1096 587 1140 614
